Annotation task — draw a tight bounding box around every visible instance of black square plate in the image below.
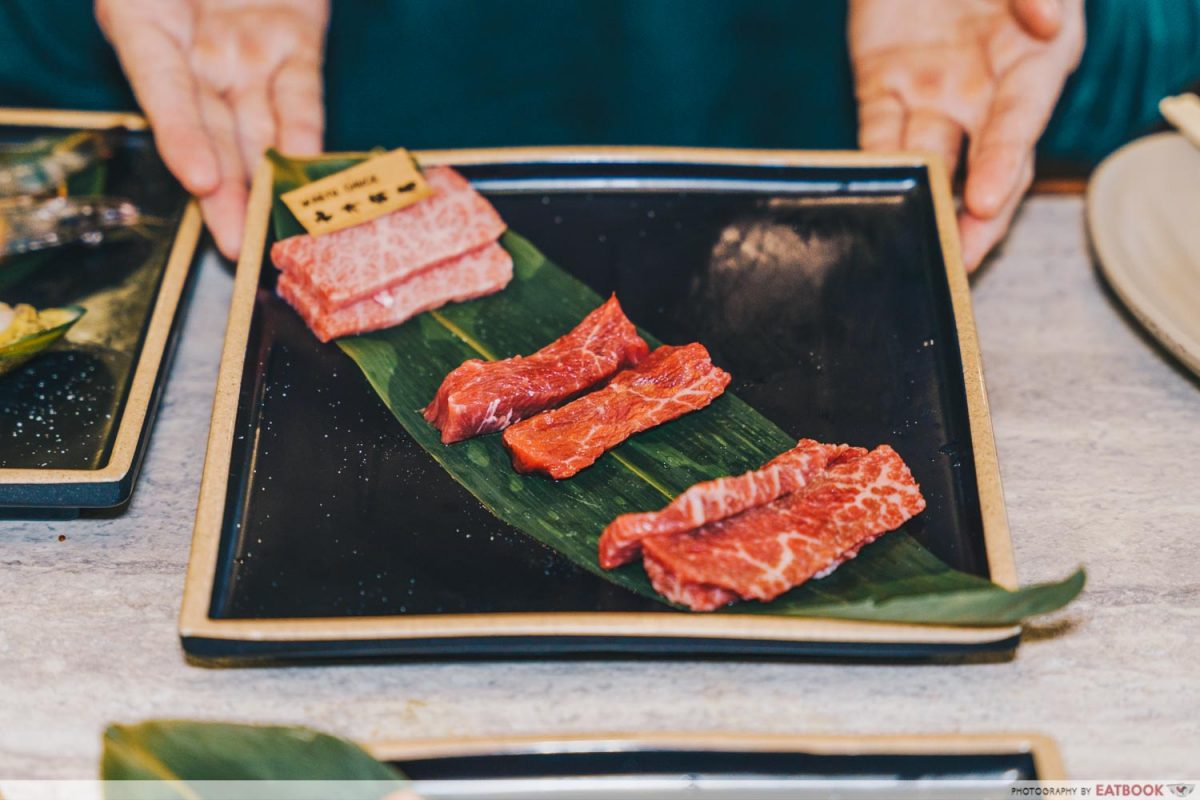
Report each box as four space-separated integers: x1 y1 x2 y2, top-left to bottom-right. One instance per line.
375 732 1063 796
0 108 202 512
181 148 1018 661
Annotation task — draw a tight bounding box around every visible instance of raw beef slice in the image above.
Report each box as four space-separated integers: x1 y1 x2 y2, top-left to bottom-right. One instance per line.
424 295 649 444
642 445 926 611
598 439 865 569
270 166 507 310
502 343 731 479
276 242 513 342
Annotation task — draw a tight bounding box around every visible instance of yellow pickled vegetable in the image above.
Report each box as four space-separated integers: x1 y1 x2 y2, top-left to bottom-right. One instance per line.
0 303 47 347
0 301 85 376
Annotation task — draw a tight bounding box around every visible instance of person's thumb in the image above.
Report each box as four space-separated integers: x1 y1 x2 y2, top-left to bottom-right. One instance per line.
1011 0 1063 40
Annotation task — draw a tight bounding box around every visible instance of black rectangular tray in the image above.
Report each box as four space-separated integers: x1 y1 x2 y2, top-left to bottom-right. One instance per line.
181 147 1018 661
0 108 202 512
375 732 1063 796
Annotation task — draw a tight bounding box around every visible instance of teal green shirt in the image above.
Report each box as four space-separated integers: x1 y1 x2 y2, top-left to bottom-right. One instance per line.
318 0 855 150
0 0 1196 163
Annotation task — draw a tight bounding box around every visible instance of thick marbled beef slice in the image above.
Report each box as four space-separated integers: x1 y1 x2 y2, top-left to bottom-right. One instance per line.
270 166 506 310
276 242 512 342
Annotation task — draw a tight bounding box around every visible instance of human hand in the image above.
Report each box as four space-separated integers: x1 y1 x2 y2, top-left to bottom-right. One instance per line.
849 0 1084 271
96 0 329 259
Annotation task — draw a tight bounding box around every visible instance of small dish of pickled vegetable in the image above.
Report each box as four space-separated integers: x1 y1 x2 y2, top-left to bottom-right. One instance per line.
0 301 84 376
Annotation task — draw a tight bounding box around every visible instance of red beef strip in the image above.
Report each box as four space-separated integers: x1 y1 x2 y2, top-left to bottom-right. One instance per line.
276 242 513 343
270 166 507 311
502 343 731 479
424 295 649 444
598 439 865 569
641 445 926 611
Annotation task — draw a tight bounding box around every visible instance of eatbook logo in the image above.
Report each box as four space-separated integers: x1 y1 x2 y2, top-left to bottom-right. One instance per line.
1169 786 1195 798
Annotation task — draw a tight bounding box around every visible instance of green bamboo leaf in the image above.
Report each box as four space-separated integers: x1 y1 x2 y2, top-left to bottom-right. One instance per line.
102 721 405 800
273 154 1084 627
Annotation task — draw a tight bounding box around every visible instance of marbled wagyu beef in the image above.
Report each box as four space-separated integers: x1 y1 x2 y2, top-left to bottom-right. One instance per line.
271 166 507 310
501 343 731 479
271 166 510 340
425 295 649 443
598 439 860 569
277 242 513 343
603 443 926 611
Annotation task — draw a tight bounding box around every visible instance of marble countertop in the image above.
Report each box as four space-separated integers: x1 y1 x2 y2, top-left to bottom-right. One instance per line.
2 196 1197 779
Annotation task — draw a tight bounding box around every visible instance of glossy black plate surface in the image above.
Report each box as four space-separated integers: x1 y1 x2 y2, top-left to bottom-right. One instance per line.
0 120 200 510
187 155 1008 660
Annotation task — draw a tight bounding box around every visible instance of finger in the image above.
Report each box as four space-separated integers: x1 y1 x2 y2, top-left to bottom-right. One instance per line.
103 21 219 194
959 153 1033 271
1011 0 1063 40
196 86 248 259
857 94 905 152
272 56 325 155
198 181 248 261
903 108 964 178
964 57 1064 218
231 84 278 177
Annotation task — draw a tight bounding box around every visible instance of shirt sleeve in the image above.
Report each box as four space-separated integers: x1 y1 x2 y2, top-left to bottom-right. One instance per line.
1041 0 1200 165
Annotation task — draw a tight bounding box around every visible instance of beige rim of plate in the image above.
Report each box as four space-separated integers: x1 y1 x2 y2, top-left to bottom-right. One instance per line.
1088 132 1200 377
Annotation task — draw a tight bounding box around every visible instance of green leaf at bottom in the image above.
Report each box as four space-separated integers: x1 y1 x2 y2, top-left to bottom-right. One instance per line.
102 721 404 800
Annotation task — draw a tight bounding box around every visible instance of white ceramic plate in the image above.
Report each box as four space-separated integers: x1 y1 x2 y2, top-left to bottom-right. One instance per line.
1088 132 1200 376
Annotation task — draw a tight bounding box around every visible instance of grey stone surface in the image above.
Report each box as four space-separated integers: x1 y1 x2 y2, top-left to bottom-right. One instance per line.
1 197 1197 779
